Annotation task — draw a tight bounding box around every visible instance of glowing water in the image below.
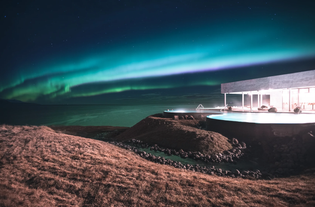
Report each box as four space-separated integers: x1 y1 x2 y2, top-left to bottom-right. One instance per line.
208 113 315 124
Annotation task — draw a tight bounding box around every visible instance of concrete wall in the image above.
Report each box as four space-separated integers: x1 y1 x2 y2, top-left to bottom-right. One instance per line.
221 70 315 93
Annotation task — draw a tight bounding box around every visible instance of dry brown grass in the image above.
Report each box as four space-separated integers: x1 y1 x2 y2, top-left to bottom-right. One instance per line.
116 114 232 155
50 125 129 141
1 124 315 206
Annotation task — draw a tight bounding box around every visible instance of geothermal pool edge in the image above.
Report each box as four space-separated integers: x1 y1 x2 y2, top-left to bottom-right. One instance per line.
206 113 315 141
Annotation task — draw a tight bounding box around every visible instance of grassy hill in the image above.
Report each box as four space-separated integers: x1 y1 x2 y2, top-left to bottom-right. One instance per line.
0 124 315 206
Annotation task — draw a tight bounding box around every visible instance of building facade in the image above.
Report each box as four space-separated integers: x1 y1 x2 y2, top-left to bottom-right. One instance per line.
221 70 315 111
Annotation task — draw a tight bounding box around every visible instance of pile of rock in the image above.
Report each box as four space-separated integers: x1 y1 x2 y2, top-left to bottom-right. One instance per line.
108 139 262 179
124 138 246 163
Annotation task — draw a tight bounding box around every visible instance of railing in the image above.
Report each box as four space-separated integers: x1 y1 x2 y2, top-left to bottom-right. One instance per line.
196 104 204 110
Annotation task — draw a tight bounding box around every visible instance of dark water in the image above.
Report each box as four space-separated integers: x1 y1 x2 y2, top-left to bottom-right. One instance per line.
0 103 199 127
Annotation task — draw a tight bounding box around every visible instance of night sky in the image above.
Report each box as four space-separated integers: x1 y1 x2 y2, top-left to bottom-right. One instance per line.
1 0 315 104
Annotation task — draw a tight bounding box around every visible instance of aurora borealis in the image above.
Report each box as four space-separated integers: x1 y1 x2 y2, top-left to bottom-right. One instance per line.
1 0 315 104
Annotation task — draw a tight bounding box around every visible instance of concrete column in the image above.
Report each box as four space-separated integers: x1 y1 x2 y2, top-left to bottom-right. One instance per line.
257 93 260 108
250 93 253 112
289 89 291 111
308 88 311 110
260 94 263 106
242 93 244 111
282 90 284 111
224 93 226 108
298 88 300 107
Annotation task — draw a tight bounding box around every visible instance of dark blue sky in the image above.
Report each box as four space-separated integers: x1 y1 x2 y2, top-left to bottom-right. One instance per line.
1 0 315 104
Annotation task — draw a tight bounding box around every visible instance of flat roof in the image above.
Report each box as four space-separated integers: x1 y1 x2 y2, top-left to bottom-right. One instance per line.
221 70 315 94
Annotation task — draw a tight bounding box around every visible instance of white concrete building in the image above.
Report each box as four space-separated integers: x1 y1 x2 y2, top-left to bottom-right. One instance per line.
221 70 315 112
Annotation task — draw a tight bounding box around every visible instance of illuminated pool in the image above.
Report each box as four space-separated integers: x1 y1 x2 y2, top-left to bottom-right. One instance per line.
163 109 222 119
208 113 315 124
206 112 315 141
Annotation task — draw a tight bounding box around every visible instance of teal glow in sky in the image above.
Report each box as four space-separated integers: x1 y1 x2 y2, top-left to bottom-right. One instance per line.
1 0 315 104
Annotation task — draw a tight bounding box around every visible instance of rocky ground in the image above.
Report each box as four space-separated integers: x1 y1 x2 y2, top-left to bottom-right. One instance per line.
108 139 262 179
1 124 315 206
52 114 315 178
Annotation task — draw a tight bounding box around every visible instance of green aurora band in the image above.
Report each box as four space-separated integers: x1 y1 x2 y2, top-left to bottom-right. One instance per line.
1 14 315 103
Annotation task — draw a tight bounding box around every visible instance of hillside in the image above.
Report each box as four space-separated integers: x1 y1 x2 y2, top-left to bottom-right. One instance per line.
116 114 233 155
1 124 315 206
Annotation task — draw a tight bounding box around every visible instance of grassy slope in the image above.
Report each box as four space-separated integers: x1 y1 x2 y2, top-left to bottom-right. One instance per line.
116 115 233 155
0 125 315 206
